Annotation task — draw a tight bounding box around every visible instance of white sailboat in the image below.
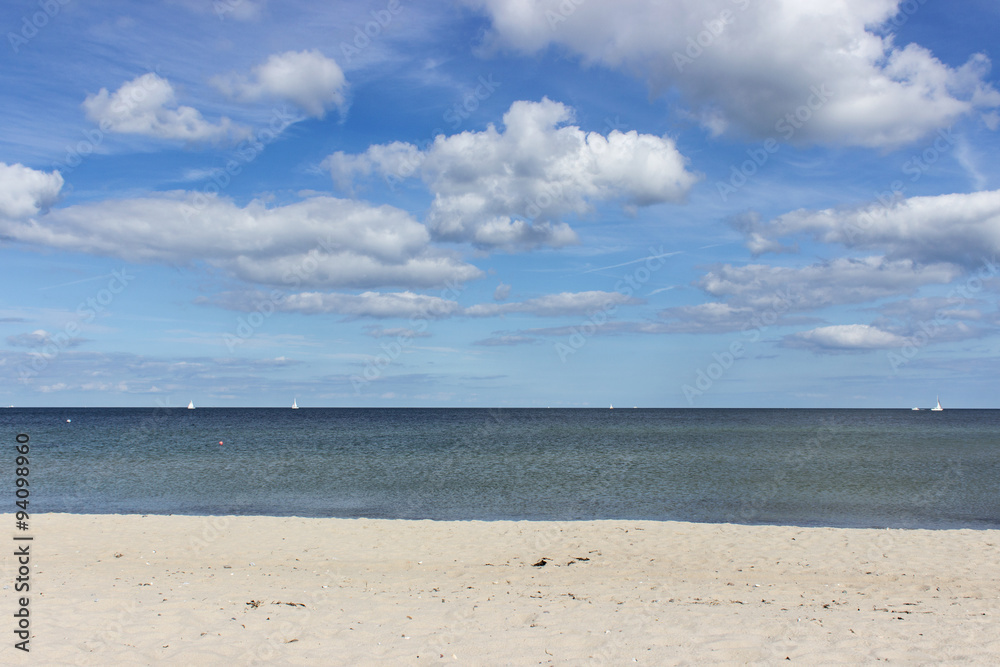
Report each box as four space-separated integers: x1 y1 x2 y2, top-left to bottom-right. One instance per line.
292 398 299 410
931 396 944 411
187 400 195 410
609 404 614 410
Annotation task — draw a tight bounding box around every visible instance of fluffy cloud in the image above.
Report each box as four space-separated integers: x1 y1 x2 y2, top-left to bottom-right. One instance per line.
465 290 640 317
327 98 698 248
0 163 63 219
651 256 959 335
83 73 247 143
783 324 907 352
697 257 962 311
742 190 1000 268
0 192 482 289
467 0 1000 147
870 296 995 344
213 50 347 118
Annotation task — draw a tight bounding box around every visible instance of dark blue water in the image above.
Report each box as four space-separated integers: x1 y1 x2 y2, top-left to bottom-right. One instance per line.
2 408 998 528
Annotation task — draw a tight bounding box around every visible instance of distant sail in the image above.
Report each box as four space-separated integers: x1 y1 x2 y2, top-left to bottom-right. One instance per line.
188 401 195 410
931 396 944 411
292 398 299 409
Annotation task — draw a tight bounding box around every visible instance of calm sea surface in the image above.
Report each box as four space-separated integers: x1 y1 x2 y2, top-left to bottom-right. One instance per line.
3 408 998 528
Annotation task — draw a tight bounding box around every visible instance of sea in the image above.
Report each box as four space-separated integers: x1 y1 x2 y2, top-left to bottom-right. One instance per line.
3 408 998 529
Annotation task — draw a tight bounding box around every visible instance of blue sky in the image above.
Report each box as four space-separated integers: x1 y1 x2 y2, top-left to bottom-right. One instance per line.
2 0 999 408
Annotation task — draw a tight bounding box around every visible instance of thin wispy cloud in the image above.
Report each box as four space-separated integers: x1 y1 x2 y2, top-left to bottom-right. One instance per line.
580 251 682 274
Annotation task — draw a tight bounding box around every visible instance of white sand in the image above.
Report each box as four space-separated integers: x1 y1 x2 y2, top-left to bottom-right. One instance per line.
2 514 999 665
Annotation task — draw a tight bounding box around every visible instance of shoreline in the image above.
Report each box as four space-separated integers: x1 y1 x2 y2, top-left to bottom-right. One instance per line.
4 514 999 664
28 511 1000 532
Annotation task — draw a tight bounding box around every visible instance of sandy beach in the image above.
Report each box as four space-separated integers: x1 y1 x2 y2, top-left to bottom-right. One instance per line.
3 514 998 665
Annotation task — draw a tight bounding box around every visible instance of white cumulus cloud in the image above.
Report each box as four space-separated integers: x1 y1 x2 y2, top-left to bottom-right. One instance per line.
0 192 482 290
326 98 698 249
743 189 1000 268
784 324 907 352
466 0 1000 148
0 163 64 219
213 50 347 118
83 73 247 143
